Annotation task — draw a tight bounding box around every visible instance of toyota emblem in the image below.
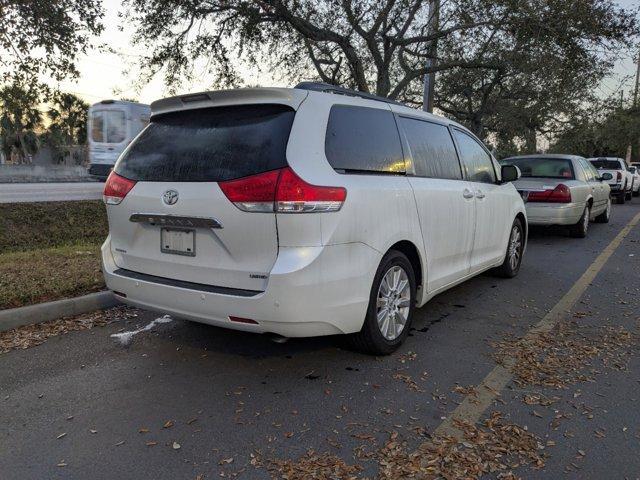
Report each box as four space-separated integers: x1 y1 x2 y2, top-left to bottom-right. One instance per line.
162 189 179 205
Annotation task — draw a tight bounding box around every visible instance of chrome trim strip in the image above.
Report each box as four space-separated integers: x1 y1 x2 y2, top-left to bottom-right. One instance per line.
129 213 223 229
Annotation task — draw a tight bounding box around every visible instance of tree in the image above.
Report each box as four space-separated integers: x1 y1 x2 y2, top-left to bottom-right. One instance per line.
46 92 89 146
122 0 637 103
551 101 640 160
429 1 638 151
42 92 89 164
1 1 104 91
0 84 43 164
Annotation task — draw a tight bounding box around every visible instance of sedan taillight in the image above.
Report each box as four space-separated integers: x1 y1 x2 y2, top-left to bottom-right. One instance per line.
527 184 572 203
219 167 346 213
103 172 137 205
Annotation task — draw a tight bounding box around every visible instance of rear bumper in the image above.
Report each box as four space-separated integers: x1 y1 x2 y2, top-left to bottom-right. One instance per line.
609 183 623 195
525 202 584 225
102 236 380 337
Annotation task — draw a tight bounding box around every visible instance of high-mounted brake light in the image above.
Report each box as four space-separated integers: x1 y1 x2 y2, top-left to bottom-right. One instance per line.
219 167 346 213
103 171 137 205
527 184 571 203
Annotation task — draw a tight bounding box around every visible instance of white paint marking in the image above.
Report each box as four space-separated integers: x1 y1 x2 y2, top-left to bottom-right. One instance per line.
111 315 173 346
435 211 640 439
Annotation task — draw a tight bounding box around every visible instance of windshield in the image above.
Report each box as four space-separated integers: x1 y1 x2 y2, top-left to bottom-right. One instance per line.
590 159 621 170
500 157 574 179
115 104 295 182
91 110 126 144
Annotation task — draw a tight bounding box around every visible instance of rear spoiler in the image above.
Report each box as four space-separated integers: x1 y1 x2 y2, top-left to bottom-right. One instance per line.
150 88 309 118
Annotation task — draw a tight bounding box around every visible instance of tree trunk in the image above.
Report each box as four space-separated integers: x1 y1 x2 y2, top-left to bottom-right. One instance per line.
17 132 31 164
524 128 537 153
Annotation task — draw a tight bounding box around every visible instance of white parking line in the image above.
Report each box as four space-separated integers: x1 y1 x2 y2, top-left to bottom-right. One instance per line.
435 211 640 438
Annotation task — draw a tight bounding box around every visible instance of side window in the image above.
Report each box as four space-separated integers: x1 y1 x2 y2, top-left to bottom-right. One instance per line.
581 160 595 181
452 129 496 183
325 105 405 174
398 117 462 180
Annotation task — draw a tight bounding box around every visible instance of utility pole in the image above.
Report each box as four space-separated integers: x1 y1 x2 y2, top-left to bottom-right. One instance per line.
626 48 640 164
634 48 640 107
423 0 440 113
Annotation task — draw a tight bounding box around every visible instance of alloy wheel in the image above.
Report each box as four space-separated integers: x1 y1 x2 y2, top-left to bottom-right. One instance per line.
508 225 522 271
376 266 411 341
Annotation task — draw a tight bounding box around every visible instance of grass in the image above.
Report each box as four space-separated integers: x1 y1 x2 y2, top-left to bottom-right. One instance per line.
0 201 108 253
0 200 108 309
0 242 105 310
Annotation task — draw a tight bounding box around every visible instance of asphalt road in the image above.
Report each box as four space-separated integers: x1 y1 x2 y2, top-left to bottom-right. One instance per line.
0 182 103 203
2 203 640 479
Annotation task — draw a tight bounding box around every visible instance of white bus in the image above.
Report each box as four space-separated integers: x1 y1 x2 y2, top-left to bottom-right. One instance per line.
87 100 151 179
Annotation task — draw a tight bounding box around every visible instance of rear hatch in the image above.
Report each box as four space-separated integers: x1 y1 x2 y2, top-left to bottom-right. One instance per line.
105 99 300 292
589 159 622 186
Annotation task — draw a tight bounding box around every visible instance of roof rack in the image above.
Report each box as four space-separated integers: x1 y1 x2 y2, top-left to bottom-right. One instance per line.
294 82 405 107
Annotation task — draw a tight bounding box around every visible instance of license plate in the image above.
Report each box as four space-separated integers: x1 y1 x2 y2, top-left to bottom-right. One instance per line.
161 228 195 256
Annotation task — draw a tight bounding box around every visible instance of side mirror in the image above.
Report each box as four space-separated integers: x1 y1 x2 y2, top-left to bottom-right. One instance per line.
600 172 613 181
501 164 520 183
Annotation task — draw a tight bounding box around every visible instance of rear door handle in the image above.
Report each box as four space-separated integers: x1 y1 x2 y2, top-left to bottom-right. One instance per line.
463 188 475 199
475 190 486 199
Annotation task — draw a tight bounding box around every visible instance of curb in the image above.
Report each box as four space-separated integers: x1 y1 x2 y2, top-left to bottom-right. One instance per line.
0 291 119 333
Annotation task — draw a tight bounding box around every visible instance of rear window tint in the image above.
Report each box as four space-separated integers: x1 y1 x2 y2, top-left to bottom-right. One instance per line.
589 159 622 170
115 104 294 182
325 105 405 174
398 117 461 180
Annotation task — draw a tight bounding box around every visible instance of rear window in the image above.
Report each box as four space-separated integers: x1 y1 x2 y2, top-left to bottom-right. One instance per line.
590 159 622 170
500 157 574 179
325 105 405 174
114 104 294 182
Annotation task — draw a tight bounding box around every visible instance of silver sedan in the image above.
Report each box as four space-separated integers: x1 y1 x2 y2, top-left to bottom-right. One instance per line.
500 154 612 238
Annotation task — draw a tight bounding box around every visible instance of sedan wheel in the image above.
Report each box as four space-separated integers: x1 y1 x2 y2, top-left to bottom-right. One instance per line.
594 198 611 223
569 206 590 238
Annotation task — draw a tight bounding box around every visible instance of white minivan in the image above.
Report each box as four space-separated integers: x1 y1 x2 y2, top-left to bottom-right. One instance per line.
101 84 527 354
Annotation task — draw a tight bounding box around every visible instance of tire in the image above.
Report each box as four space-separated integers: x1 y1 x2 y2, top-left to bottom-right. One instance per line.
626 190 633 201
594 198 611 223
492 218 525 278
633 190 639 197
617 193 625 205
569 205 590 238
348 250 416 355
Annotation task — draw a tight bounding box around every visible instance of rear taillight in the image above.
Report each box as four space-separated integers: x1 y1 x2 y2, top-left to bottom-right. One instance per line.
103 172 136 205
617 171 622 182
217 169 280 212
275 167 346 213
527 184 571 203
219 167 346 213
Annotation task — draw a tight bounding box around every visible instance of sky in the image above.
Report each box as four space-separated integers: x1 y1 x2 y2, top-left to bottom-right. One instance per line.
52 0 640 106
